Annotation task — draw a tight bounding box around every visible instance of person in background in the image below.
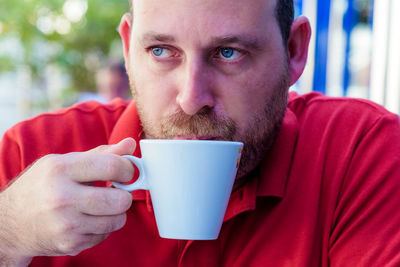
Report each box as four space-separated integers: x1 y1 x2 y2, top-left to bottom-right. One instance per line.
0 0 399 266
78 63 130 103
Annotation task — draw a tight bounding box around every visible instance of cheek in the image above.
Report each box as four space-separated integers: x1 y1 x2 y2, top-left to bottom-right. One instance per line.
130 58 177 123
217 70 278 130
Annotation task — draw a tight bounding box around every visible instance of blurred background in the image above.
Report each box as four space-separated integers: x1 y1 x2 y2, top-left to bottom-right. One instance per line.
0 0 130 135
0 0 399 136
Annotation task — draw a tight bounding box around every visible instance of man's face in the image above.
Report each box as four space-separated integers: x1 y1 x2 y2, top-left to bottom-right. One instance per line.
127 0 290 178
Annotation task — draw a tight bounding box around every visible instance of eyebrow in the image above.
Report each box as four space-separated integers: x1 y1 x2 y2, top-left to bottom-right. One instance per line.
140 32 176 46
210 35 264 51
139 32 264 51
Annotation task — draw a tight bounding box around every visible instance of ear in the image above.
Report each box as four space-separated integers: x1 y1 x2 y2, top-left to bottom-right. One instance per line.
287 16 312 86
119 13 132 64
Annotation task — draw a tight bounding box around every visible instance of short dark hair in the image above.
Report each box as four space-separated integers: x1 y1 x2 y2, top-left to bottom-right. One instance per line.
275 0 294 44
128 0 294 44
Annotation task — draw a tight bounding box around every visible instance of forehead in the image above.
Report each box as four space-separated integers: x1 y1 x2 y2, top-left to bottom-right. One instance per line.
131 0 279 42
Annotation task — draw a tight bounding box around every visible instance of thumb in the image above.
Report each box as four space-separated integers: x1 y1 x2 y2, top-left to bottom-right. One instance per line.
88 138 137 156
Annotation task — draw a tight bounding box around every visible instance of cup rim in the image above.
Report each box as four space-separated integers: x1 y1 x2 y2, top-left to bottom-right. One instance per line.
139 139 243 146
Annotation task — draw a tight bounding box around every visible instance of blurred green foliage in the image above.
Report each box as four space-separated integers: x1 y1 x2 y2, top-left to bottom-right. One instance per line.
0 0 129 96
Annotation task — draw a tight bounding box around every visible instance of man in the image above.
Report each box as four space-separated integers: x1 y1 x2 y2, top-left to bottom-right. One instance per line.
1 0 399 266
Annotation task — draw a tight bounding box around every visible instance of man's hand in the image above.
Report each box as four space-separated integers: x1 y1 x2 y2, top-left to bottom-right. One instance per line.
0 138 136 265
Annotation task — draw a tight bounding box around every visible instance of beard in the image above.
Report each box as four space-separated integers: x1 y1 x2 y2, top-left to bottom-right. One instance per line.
129 69 289 179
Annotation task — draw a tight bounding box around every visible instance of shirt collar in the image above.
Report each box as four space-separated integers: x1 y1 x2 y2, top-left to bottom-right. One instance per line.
256 108 299 198
108 100 143 146
223 108 299 221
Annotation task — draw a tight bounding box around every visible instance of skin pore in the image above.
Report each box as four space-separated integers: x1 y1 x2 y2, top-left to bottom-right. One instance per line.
120 0 310 181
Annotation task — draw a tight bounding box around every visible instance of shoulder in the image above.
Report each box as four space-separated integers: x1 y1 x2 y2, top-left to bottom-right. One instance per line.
287 91 399 136
285 92 400 182
7 99 129 140
288 91 394 117
24 98 129 126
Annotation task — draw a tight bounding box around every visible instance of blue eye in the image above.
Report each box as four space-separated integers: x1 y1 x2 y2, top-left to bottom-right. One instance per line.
220 48 234 58
218 47 243 61
152 47 164 57
151 47 174 59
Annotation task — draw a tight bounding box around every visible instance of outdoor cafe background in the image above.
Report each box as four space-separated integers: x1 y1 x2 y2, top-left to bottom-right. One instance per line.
0 0 399 136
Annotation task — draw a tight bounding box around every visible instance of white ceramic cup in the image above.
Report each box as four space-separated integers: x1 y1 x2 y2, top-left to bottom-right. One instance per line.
112 139 243 240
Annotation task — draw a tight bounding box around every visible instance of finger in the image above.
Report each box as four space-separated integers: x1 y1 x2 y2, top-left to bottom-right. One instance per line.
61 152 135 183
88 138 136 156
77 186 132 216
78 213 127 235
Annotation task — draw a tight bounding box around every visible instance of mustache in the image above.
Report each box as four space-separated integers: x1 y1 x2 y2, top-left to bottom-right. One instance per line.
160 107 237 139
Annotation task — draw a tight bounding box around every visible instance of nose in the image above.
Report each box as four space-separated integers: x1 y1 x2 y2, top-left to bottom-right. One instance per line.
176 57 215 116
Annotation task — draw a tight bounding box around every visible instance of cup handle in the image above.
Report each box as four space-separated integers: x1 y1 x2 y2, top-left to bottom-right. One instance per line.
112 155 149 191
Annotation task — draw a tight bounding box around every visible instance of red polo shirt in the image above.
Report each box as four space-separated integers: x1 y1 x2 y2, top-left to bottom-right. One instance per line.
1 92 400 266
